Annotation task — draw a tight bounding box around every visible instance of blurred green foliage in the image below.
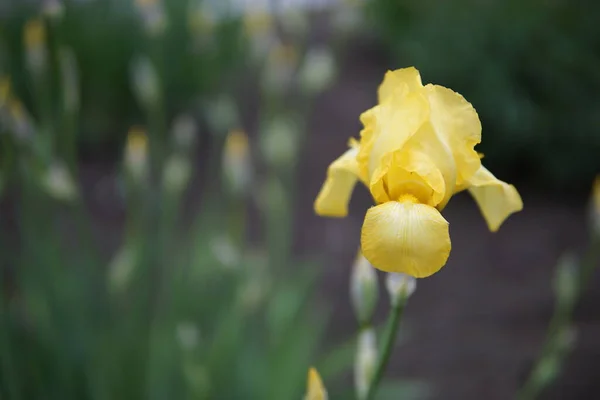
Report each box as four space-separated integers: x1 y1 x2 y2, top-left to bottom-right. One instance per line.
367 0 600 190
0 0 243 149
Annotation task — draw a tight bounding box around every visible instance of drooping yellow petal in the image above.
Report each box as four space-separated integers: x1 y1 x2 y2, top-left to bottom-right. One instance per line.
377 67 423 103
425 84 482 186
467 165 523 231
361 197 451 278
305 368 328 400
314 146 360 217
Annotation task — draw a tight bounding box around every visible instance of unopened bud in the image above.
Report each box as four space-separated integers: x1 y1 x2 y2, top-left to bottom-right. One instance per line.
108 245 136 292
163 155 191 195
131 55 161 109
298 47 336 95
206 95 239 135
24 18 48 77
553 252 578 306
354 328 377 400
222 129 252 196
176 321 201 351
260 116 299 169
42 0 65 20
210 235 240 269
171 114 197 151
42 162 78 201
125 127 149 182
305 368 328 400
244 11 275 61
261 41 298 96
135 0 168 36
350 253 379 325
385 272 416 307
59 47 80 114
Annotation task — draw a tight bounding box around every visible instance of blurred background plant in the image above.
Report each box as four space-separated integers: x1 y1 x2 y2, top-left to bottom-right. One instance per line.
1 0 600 399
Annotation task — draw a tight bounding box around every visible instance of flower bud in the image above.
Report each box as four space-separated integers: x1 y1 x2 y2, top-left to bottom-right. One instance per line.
210 235 240 270
350 253 379 325
176 321 201 351
41 161 78 202
163 155 191 196
108 245 136 292
206 95 239 135
298 47 336 96
553 252 578 306
259 116 299 169
124 127 149 183
385 272 416 307
354 328 377 400
59 47 80 115
42 0 65 20
171 114 197 152
135 0 168 37
24 18 48 77
261 41 298 96
244 11 275 61
222 129 252 197
130 55 161 110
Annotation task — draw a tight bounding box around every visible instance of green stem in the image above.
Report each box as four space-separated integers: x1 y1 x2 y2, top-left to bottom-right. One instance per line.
517 233 600 400
364 296 408 400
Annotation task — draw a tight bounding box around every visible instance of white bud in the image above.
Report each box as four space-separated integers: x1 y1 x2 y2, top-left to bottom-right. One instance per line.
42 162 78 202
354 328 377 400
261 41 298 96
176 321 201 351
171 114 197 152
553 253 578 305
385 272 416 307
260 117 299 169
131 56 161 109
163 155 191 195
59 47 80 114
108 245 136 292
350 254 379 325
222 129 252 197
298 47 336 95
206 96 239 135
210 235 240 269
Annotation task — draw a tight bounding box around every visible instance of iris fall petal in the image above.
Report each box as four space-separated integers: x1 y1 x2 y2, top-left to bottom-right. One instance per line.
467 165 523 231
314 146 360 217
361 198 451 278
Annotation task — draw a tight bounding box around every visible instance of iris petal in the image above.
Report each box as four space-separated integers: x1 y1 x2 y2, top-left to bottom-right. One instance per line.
314 146 361 217
467 165 523 231
378 67 423 103
361 199 451 278
425 84 482 186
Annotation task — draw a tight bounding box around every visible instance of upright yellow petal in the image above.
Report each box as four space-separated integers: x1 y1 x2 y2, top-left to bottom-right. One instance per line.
377 67 423 102
361 91 431 182
314 146 360 217
467 165 523 231
305 368 328 400
425 84 482 186
361 196 451 278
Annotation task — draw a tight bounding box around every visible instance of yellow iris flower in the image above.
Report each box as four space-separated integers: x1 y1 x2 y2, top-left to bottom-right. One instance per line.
315 67 523 278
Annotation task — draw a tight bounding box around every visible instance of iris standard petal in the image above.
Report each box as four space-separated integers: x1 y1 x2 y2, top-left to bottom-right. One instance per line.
425 84 482 186
314 146 361 217
378 67 423 103
467 165 523 231
361 197 451 278
361 91 430 181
